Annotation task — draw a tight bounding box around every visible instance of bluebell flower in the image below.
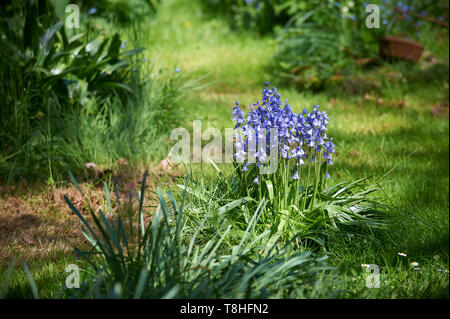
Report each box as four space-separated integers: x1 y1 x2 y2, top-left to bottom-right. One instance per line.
253 177 259 184
232 82 335 177
232 101 246 128
175 68 181 73
88 7 97 15
281 144 289 159
121 41 127 50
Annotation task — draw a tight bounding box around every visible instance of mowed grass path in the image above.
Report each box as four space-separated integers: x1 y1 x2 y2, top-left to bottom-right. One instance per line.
146 1 449 297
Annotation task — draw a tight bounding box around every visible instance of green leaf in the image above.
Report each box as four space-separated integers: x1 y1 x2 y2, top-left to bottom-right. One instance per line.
101 61 129 74
85 38 102 54
139 170 149 237
22 262 39 299
217 197 251 216
119 47 146 57
97 81 134 95
265 180 274 201
0 258 15 298
97 82 134 94
40 22 64 56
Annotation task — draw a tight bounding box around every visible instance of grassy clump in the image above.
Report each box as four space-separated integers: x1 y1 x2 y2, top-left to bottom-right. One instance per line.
41 171 337 298
0 0 185 184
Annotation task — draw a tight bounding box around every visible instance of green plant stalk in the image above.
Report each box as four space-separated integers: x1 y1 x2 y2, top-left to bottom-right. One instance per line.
258 170 262 201
323 161 328 190
310 150 322 210
302 160 312 212
272 165 278 212
46 99 54 188
284 158 290 210
294 167 300 208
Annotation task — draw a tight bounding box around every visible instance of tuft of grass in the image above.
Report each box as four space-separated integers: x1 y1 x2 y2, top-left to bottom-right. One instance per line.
59 171 337 298
0 0 189 184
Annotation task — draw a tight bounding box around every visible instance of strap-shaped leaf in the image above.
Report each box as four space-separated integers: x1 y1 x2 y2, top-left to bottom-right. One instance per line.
265 180 274 201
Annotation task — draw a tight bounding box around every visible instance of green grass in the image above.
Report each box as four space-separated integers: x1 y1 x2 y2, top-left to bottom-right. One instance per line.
1 0 448 298
0 0 187 183
1 254 77 299
147 0 449 298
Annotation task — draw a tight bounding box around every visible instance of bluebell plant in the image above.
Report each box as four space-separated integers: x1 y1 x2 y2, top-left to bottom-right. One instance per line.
232 82 335 214
230 83 384 239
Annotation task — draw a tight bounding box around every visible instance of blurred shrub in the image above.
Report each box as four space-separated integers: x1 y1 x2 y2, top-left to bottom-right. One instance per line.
201 0 448 90
73 0 160 25
274 0 449 90
201 0 448 35
200 0 292 34
61 172 336 298
273 1 374 91
0 0 169 182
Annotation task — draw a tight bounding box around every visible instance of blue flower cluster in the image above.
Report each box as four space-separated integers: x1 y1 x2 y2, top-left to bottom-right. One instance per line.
232 82 335 179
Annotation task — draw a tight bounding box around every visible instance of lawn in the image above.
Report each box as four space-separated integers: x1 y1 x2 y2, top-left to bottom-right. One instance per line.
0 0 448 299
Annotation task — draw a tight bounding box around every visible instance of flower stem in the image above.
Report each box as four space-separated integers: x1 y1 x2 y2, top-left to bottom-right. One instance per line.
303 160 312 212
311 151 322 210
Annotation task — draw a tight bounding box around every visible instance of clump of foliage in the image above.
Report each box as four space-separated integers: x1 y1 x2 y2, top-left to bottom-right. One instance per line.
274 1 362 90
73 0 160 25
56 171 336 298
274 0 448 89
0 0 181 183
222 83 387 244
201 0 449 90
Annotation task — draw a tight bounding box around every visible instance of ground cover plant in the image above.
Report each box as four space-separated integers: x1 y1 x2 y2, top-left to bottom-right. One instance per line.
57 172 336 298
0 0 184 183
201 0 449 90
223 83 387 246
0 0 448 300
